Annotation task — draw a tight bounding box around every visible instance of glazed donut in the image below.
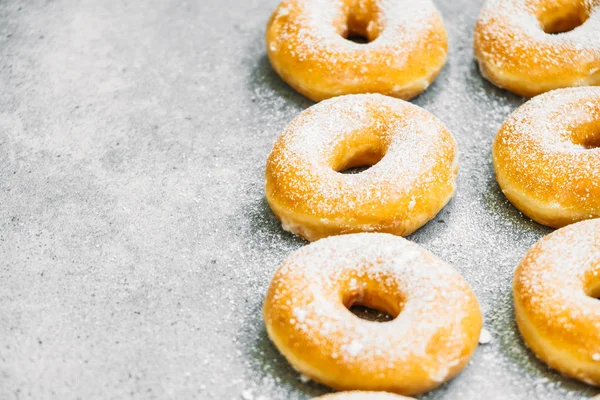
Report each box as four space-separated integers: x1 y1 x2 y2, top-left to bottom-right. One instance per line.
492 87 600 228
265 94 458 242
474 0 600 97
314 392 414 400
513 219 600 385
265 0 448 101
263 233 482 395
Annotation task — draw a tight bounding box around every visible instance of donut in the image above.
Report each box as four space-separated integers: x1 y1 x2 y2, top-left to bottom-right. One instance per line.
492 87 600 228
474 0 600 97
265 0 448 101
265 94 458 242
314 392 414 400
263 233 482 395
513 219 600 385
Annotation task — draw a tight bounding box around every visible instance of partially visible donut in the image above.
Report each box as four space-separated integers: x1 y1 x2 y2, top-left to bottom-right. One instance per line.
314 392 414 400
265 94 458 241
263 233 482 395
492 87 600 228
514 219 600 385
474 0 600 97
266 0 448 101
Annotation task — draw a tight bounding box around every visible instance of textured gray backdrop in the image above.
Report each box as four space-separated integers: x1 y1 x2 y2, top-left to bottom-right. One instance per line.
0 0 597 399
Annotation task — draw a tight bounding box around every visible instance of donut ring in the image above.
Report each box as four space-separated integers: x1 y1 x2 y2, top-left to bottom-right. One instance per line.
263 233 482 395
266 0 448 101
265 94 458 242
492 87 600 228
513 219 600 385
314 392 414 400
474 0 600 97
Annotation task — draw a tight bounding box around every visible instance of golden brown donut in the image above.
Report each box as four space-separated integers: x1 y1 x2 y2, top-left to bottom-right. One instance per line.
266 0 448 101
314 392 414 400
263 233 482 395
492 87 600 228
474 0 600 97
265 94 458 242
513 219 600 385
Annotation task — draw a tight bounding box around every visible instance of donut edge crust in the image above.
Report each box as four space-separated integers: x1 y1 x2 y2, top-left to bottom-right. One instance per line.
513 224 600 386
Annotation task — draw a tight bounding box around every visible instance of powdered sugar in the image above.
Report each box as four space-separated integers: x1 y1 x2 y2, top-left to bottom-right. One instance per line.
477 0 600 46
479 328 493 344
270 0 442 62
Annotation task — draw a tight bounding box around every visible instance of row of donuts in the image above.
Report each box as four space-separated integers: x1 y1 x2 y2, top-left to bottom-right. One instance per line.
255 0 600 398
264 222 600 398
264 0 600 233
266 86 600 243
260 87 600 398
266 0 600 102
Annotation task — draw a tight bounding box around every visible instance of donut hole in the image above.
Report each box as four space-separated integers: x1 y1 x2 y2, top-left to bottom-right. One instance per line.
344 294 399 323
342 281 404 323
345 33 370 45
586 284 600 300
571 120 600 149
585 274 600 299
334 145 385 174
339 2 382 44
340 165 372 174
581 135 600 150
539 6 589 34
349 305 394 322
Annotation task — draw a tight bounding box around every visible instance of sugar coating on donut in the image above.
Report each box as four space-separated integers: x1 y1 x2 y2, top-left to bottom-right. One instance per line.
516 219 600 311
264 233 481 393
269 0 441 66
477 0 600 51
273 237 469 361
474 0 600 95
267 0 447 100
494 87 600 210
267 94 456 217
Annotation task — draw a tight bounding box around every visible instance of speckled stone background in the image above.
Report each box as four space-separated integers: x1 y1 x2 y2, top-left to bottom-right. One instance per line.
0 0 597 399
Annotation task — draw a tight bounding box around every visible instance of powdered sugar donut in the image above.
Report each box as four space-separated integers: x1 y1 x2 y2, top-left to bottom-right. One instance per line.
265 94 458 242
314 392 414 400
474 0 600 97
493 87 600 228
266 0 448 101
263 233 482 395
514 219 600 385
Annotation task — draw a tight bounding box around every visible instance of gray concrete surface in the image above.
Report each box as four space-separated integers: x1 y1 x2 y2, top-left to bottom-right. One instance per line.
0 0 597 399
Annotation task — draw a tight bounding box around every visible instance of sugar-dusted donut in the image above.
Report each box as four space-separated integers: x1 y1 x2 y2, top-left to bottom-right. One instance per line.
474 0 600 97
265 94 458 242
513 219 600 385
265 0 448 101
263 233 482 395
314 392 414 400
492 87 600 228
